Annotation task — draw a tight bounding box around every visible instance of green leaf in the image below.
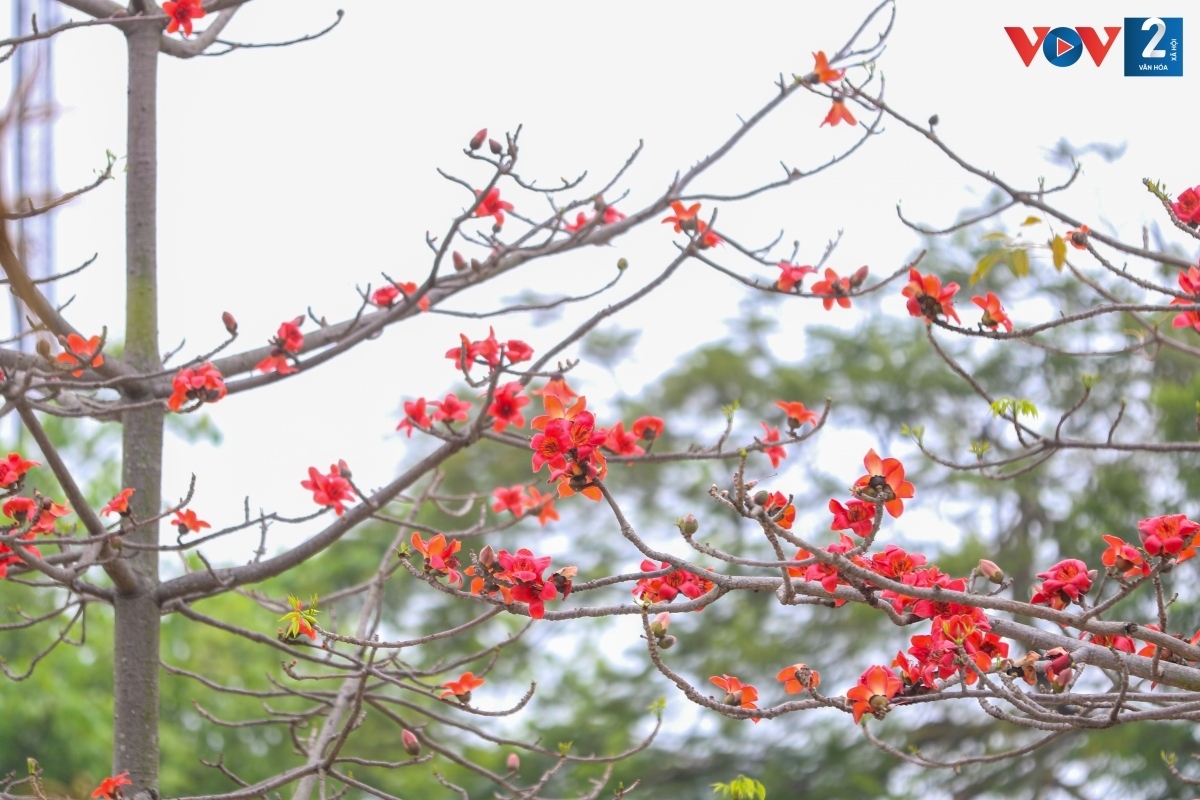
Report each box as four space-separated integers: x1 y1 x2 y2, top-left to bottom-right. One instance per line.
990 397 1039 420
1009 247 1030 278
1020 215 1042 226
557 741 574 755
980 231 1010 242
970 250 1002 286
1050 235 1067 271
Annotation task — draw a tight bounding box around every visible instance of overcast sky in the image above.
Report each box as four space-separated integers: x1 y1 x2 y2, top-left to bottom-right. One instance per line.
2 0 1198 559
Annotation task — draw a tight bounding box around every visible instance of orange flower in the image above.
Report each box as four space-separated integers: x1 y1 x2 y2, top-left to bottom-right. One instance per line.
1065 224 1089 250
810 268 852 310
411 533 463 586
171 508 211 534
710 674 760 722
441 671 485 701
1100 534 1149 580
91 773 132 800
852 449 914 518
845 665 902 723
971 292 1013 333
776 663 821 694
661 200 701 233
531 394 587 431
102 488 135 517
532 376 578 402
163 0 205 36
55 333 104 377
775 400 819 430
902 268 961 324
810 51 845 84
523 486 560 526
821 99 856 127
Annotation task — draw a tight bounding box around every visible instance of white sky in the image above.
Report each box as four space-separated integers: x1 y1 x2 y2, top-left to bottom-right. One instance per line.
3 0 1198 559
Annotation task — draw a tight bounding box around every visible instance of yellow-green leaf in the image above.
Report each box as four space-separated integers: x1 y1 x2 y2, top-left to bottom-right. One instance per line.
1050 235 1067 271
981 232 1010 243
1020 215 1042 226
1010 248 1030 278
970 250 1002 286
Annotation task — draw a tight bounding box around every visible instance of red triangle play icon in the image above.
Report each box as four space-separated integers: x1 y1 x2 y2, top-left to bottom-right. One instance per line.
1056 36 1074 57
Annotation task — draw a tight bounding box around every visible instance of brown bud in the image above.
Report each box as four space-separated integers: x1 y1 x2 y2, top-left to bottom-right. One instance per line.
478 545 495 568
469 128 487 150
723 690 743 706
402 729 421 756
36 338 52 360
677 514 699 536
492 222 502 234
336 459 351 479
850 265 870 289
470 258 483 271
978 559 1005 584
222 311 238 335
506 753 520 772
452 251 467 271
488 138 503 155
658 634 677 650
752 490 770 507
928 114 939 127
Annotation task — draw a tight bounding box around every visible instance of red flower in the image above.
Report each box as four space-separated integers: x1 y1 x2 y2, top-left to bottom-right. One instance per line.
446 327 516 373
1030 558 1095 610
565 206 626 232
530 418 571 473
661 201 701 233
710 674 760 721
775 400 819 430
1065 225 1090 250
55 333 105 377
821 99 856 127
775 261 817 293
102 488 135 517
1085 632 1135 654
632 415 665 441
496 547 559 618
91 773 132 800
2 496 35 521
829 498 875 537
0 453 39 487
28 499 71 534
762 491 795 530
162 0 205 35
1170 266 1200 333
776 663 821 694
1171 187 1200 224
1100 534 1149 579
373 282 431 312
431 393 472 424
475 187 514 227
810 51 845 84
845 665 902 723
695 220 723 248
168 362 227 412
523 486 559 526
397 397 432 437
255 317 304 375
803 534 857 603
601 206 626 225
810 268 852 310
605 421 644 457
412 533 462 586
1137 514 1200 558
633 560 714 604
532 376 578 402
971 292 1012 333
759 422 787 468
301 463 354 516
171 508 211 535
868 543 927 579
441 671 485 701
492 485 527 517
504 339 533 363
903 268 961 324
486 382 530 433
564 212 590 232
852 449 914 518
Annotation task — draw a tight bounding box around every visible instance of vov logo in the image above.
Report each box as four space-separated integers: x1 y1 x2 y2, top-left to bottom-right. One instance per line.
1004 26 1122 67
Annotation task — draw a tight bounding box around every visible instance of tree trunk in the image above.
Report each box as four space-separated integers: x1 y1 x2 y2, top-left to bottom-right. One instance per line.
113 20 163 795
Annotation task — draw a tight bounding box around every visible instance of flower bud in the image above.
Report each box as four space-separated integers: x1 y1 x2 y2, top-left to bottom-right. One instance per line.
752 490 770 507
402 729 421 756
222 311 238 335
722 689 743 706
452 251 467 271
677 514 699 536
506 753 520 772
650 612 670 637
868 694 890 712
478 545 495 568
36 338 52 360
928 114 939 127
336 459 351 479
850 265 870 289
617 257 628 271
469 128 487 151
978 559 1005 584
1048 651 1072 676
658 634 677 649
489 138 503 155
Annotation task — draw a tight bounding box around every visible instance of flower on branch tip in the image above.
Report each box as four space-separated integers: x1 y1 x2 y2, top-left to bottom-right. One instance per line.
1101 534 1149 579
255 317 304 375
852 449 914 518
710 674 760 721
759 422 787 468
775 400 819 431
903 268 961 324
411 533 462 586
0 453 39 487
163 0 205 36
102 488 135 518
372 282 430 312
168 362 227 412
171 508 211 535
810 51 845 84
441 671 485 701
1137 514 1200 559
868 543 927 579
475 187 513 227
532 376 577 402
605 421 644 457
565 205 626 232
661 201 701 233
775 261 817 293
492 485 527 517
1170 187 1200 225
1030 558 1095 610
1065 225 1090 250
1170 266 1200 333
695 220 723 248
548 455 607 501
634 560 714 605
810 268 852 310
829 498 875 537
2 496 35 522
397 397 432 437
530 419 571 474
971 292 1012 333
55 333 104 377
632 415 664 441
845 665 902 724
301 463 354 516
776 663 820 694
24 498 71 535
91 773 131 800
431 393 472 424
279 594 319 641
497 547 559 618
486 382 529 433
821 98 856 127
